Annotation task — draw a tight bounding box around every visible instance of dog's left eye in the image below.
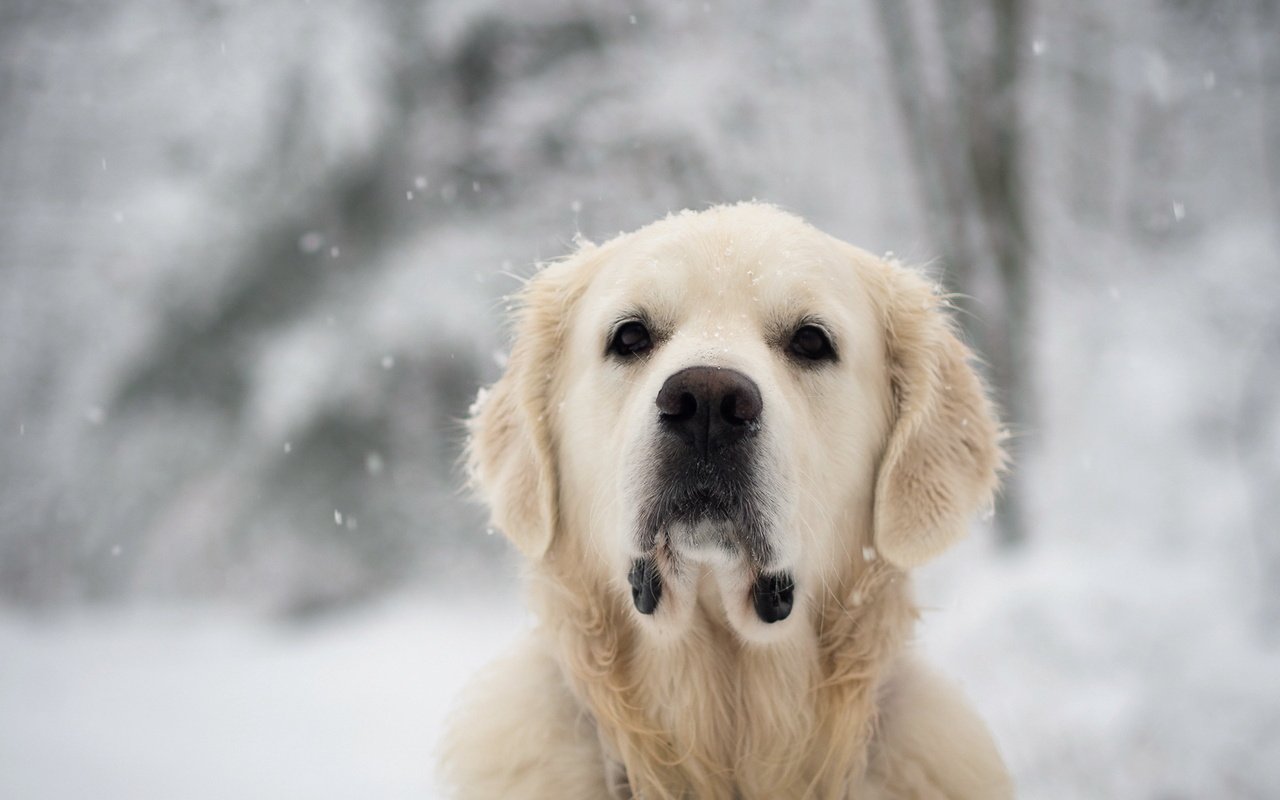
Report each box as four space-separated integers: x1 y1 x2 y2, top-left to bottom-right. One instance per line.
610 321 653 358
789 325 836 361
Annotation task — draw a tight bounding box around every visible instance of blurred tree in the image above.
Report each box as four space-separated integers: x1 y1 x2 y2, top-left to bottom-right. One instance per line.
1262 0 1280 249
1067 2 1116 225
4 0 1276 621
873 0 1033 546
1247 0 1280 633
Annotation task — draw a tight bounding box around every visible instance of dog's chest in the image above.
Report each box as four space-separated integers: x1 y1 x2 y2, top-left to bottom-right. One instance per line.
633 625 830 797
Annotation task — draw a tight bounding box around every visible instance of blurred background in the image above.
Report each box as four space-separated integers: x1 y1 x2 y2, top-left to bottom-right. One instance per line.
2 0 1278 797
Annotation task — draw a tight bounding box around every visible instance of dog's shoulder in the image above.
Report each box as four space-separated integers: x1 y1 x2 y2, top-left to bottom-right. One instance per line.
438 633 610 800
861 653 1014 799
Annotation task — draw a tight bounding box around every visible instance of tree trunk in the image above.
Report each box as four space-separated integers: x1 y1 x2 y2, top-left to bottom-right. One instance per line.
1068 3 1116 225
875 0 1033 547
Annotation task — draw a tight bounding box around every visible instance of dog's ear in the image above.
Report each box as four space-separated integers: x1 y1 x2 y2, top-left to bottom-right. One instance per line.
467 246 597 559
870 259 1005 569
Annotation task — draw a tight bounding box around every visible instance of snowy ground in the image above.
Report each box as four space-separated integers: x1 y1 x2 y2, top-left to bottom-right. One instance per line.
917 536 1280 799
4 540 1278 799
0 592 531 800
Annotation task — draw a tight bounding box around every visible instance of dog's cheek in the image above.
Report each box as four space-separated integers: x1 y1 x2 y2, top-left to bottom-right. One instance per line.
613 406 666 565
759 392 811 564
787 386 881 582
557 375 637 571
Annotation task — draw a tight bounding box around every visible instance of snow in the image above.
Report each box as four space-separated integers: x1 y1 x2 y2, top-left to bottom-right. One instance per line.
3 546 1276 799
917 535 1280 798
0 594 531 800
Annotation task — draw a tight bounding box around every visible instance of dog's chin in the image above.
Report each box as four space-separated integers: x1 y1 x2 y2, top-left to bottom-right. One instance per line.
626 511 797 642
671 516 740 566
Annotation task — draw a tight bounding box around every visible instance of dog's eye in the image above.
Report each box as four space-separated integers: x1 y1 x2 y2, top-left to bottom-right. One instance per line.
789 325 835 361
610 321 652 358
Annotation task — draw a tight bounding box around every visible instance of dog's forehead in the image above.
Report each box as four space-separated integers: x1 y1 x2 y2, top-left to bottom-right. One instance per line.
585 215 865 328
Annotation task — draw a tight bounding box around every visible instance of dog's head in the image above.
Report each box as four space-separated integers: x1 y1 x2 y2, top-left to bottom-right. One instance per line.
469 204 1002 643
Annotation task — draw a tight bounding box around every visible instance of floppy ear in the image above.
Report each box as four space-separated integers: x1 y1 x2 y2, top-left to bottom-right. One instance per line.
871 260 1005 569
466 247 596 560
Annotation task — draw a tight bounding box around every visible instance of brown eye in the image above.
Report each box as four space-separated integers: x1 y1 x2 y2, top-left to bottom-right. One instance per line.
789 324 835 361
610 321 652 358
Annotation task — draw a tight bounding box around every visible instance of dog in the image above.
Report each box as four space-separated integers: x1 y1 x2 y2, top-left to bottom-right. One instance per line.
440 204 1012 798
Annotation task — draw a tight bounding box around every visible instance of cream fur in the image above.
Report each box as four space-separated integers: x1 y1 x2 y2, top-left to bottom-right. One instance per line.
444 204 1011 799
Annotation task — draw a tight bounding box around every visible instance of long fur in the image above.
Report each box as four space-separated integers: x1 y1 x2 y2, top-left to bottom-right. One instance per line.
443 204 1012 799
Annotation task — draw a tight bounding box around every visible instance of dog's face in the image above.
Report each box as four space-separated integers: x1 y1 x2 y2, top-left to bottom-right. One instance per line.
556 210 892 639
470 205 1001 644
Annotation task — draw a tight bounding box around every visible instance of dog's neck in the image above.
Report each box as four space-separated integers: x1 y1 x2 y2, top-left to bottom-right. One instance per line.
533 550 914 799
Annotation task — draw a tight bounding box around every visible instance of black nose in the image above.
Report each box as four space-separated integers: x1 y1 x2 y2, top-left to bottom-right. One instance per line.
656 366 762 455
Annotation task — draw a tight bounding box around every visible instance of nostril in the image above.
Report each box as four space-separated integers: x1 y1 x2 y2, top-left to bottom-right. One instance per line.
659 390 698 421
721 394 745 426
723 389 762 425
677 392 697 420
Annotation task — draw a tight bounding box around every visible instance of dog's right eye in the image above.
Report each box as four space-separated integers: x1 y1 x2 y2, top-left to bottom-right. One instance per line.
789 324 836 362
609 321 652 358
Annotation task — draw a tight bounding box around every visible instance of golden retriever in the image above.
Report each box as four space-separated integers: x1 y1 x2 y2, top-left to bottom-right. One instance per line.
440 204 1012 799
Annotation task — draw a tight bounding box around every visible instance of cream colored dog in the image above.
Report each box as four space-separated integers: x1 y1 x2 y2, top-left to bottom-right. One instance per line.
441 204 1012 799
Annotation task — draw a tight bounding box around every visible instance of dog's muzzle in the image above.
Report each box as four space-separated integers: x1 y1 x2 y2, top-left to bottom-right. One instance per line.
630 366 793 623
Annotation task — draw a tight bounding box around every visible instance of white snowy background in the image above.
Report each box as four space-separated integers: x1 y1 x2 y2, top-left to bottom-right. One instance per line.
2 1 1278 797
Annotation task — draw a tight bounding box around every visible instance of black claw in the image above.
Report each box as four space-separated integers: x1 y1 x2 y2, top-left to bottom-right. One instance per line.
752 571 794 623
628 558 662 615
